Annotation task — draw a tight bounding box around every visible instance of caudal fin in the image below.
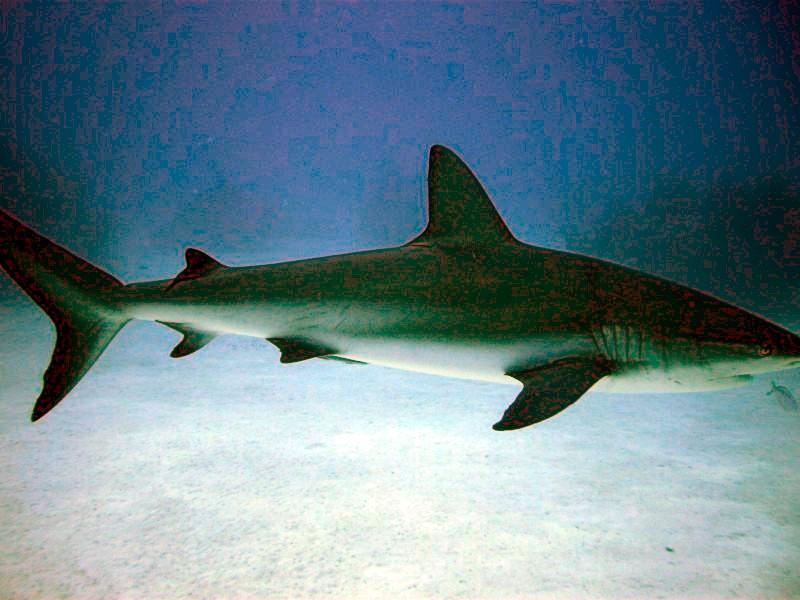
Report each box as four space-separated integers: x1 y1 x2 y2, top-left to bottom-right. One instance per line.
0 210 129 421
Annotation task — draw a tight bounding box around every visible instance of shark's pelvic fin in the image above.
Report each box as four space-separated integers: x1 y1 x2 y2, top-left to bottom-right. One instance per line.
409 145 518 248
267 337 336 363
0 210 129 421
167 248 225 290
158 321 218 358
493 356 613 431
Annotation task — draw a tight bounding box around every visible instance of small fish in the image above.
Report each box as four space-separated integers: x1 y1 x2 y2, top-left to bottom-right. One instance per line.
767 381 799 413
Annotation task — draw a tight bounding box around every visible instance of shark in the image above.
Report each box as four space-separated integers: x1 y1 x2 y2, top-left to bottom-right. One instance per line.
2 145 800 429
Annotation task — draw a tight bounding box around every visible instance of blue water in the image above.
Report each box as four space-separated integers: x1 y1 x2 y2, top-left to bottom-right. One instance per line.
2 2 799 597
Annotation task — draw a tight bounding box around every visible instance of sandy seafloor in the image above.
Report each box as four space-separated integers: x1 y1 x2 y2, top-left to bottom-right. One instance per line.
1 292 799 600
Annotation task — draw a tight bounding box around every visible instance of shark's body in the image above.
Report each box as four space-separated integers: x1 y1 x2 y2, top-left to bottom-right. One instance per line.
3 145 800 429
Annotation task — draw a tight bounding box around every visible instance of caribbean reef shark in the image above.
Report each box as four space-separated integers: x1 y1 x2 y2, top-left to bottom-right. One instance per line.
2 145 800 429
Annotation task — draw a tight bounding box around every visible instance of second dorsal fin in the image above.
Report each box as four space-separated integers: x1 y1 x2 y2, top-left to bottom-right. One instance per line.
408 145 517 248
167 248 225 290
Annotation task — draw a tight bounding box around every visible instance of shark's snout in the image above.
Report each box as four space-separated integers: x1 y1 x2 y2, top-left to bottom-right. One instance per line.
759 325 800 372
771 329 800 357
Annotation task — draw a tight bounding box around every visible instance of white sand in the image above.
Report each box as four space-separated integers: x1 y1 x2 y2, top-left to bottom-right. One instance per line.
1 298 799 599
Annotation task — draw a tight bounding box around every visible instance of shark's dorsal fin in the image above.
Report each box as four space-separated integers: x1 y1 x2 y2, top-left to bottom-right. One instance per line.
158 321 218 357
409 145 517 248
167 248 225 290
267 337 336 363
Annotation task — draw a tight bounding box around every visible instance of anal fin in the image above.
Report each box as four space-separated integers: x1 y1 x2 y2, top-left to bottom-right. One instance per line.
267 337 335 363
158 321 218 358
493 356 612 431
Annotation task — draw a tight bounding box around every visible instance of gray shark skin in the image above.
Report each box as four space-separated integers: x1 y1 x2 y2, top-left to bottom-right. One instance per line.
2 145 800 429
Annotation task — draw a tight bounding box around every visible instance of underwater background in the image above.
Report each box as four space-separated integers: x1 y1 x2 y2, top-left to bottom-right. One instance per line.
1 2 799 598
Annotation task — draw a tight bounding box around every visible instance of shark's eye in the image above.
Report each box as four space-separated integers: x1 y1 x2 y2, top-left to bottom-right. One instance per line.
758 344 773 357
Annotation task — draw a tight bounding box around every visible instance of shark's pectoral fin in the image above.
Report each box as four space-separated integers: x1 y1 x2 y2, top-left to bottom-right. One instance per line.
493 356 613 431
166 248 226 290
267 337 336 363
157 321 218 357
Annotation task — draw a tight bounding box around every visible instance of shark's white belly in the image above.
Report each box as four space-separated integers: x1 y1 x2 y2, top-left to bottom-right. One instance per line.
593 363 753 393
133 302 596 384
336 339 521 384
338 343 751 392
293 329 597 386
335 337 755 394
133 303 756 394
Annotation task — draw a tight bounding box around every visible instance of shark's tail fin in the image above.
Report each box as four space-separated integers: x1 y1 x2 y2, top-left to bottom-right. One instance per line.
0 210 129 421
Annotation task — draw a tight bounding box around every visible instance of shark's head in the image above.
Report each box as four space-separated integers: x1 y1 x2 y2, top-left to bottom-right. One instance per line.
619 291 800 392
722 321 800 376
680 299 800 380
